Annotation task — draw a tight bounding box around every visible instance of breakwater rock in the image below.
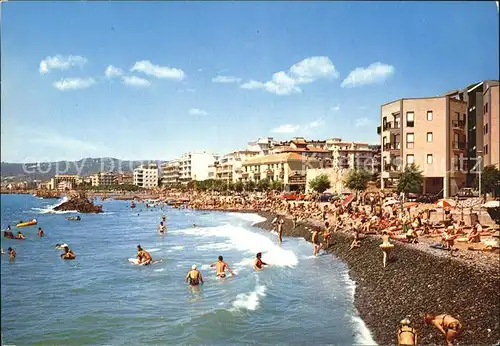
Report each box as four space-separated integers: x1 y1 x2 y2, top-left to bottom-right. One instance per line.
53 193 103 213
254 211 500 346
34 190 61 199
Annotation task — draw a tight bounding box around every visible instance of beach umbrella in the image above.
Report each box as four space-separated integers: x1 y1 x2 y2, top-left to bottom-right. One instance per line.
404 202 419 208
481 200 500 208
435 199 457 208
383 199 399 207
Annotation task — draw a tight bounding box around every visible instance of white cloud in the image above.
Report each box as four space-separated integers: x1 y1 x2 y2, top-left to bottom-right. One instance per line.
212 75 242 84
39 55 88 74
307 119 325 128
341 62 395 88
271 124 300 133
188 108 208 116
355 117 372 127
240 56 338 96
121 76 151 88
53 78 95 91
130 60 185 80
105 65 123 78
330 104 341 111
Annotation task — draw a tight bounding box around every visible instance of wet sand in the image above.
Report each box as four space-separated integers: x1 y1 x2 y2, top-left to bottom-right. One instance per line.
254 211 500 346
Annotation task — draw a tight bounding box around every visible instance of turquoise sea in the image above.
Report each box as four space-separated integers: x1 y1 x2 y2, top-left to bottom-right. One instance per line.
1 194 375 345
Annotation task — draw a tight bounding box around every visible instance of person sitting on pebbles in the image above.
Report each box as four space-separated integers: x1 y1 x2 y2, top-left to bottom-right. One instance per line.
424 313 462 346
397 318 418 346
467 220 482 243
349 227 361 251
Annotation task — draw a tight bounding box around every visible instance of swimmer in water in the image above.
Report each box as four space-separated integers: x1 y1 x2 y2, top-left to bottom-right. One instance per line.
16 231 25 240
162 215 167 222
136 245 152 265
60 246 76 260
185 265 204 286
210 255 235 278
37 227 44 237
254 252 269 271
158 221 166 234
8 247 16 259
192 223 198 228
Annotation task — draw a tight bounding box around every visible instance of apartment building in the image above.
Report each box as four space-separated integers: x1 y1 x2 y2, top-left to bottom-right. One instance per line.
133 164 158 189
178 152 217 182
482 84 499 168
48 175 81 190
90 172 117 187
115 173 133 185
379 96 468 198
214 150 260 183
271 137 332 167
161 160 181 185
444 80 499 183
325 138 380 172
247 137 276 155
242 152 320 191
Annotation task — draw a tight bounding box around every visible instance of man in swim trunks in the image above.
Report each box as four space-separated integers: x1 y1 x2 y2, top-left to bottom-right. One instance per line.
185 265 204 286
254 252 269 271
60 246 76 260
210 255 235 278
8 247 16 259
424 313 462 346
37 227 44 237
323 221 332 248
311 228 322 256
136 245 152 265
397 318 418 345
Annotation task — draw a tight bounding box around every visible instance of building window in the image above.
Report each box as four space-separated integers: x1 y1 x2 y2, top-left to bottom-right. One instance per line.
406 112 415 127
484 123 488 134
427 111 433 121
406 133 414 149
427 154 433 164
485 103 488 114
427 132 433 142
484 145 489 155
406 154 415 165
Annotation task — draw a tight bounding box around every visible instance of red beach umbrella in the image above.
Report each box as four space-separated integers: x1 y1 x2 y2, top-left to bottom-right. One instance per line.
435 199 457 209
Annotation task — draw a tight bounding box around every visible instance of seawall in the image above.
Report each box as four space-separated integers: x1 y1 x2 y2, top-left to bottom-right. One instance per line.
253 211 500 346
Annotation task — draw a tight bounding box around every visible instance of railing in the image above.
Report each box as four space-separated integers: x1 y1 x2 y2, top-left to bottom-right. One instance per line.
452 141 466 150
383 143 401 151
384 164 400 172
452 120 466 129
383 121 401 131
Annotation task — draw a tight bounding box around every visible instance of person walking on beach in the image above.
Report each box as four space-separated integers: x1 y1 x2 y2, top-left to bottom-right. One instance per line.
254 252 269 271
379 230 394 268
277 218 284 243
424 314 462 346
185 265 204 286
211 255 235 278
397 318 418 345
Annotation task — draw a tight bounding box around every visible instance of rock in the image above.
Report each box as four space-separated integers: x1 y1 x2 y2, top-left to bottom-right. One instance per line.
53 192 103 213
34 190 61 199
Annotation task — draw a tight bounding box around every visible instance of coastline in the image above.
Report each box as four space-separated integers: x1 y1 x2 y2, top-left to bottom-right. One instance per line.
253 211 500 346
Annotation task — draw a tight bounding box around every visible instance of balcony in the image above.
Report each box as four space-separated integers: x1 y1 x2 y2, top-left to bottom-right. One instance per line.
383 142 401 152
383 121 401 132
452 141 466 151
377 126 381 135
452 120 466 131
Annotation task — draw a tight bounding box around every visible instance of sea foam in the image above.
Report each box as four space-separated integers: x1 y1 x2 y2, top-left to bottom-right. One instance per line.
232 213 267 225
231 276 267 312
32 197 78 214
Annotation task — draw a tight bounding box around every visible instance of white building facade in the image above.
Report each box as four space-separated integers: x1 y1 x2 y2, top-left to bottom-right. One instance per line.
178 152 217 182
133 163 159 189
161 160 180 185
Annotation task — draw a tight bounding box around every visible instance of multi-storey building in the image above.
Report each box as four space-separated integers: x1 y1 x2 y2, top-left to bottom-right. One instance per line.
247 137 276 155
214 150 260 183
242 152 320 191
161 160 181 185
444 80 499 183
178 152 217 182
482 84 499 168
115 173 133 185
271 137 332 167
133 164 158 189
325 138 379 172
90 172 117 187
48 174 81 190
379 95 468 198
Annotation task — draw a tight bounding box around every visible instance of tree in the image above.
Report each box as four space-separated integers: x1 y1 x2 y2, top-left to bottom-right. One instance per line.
396 164 423 194
234 181 244 193
344 170 371 193
257 178 270 192
269 180 284 192
245 180 256 192
481 165 500 197
309 174 331 193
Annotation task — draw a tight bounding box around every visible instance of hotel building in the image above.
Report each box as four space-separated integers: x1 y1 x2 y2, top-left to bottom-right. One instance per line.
178 152 218 182
325 138 380 172
247 137 276 156
90 172 117 187
133 164 158 189
161 160 181 185
271 137 332 167
379 95 468 198
242 152 320 191
215 150 260 183
48 175 81 190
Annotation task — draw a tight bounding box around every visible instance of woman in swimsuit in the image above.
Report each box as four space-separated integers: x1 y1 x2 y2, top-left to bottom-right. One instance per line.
379 230 394 268
185 265 204 286
397 318 418 346
424 314 462 346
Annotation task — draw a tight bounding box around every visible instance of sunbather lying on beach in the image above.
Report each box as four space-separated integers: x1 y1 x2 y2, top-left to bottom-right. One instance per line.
424 313 462 346
397 318 418 346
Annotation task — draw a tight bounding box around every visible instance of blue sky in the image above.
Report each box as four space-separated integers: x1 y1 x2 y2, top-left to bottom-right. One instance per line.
1 1 498 163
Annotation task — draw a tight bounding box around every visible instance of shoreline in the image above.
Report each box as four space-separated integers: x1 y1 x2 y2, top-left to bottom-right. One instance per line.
253 211 500 346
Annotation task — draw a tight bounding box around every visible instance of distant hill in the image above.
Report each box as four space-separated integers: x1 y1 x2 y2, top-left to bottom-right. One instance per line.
1 158 164 181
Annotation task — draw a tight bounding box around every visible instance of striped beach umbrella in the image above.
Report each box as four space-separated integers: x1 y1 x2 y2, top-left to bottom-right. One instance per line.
435 199 457 208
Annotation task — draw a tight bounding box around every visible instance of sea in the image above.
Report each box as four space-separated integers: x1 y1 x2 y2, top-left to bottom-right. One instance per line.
1 194 376 345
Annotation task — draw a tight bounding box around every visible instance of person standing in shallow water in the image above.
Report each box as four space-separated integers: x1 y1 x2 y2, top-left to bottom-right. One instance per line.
397 318 418 345
210 255 235 278
254 252 269 271
185 265 203 286
311 228 322 256
424 314 462 346
277 218 284 243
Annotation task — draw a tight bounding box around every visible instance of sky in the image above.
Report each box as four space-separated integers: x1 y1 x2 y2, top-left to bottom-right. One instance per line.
1 1 499 163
